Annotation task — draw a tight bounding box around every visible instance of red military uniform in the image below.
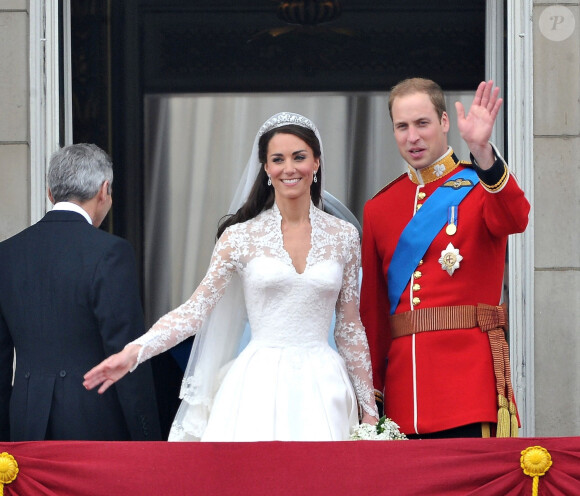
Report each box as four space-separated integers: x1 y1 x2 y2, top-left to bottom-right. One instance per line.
360 147 530 435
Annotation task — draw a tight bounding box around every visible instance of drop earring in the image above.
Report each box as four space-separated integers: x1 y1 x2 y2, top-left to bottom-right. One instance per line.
313 171 318 183
267 175 272 186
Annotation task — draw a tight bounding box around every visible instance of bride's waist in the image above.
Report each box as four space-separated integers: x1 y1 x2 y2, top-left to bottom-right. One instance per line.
248 336 329 349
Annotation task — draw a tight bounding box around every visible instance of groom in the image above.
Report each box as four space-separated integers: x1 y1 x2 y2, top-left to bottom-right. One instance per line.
0 143 161 441
360 79 530 438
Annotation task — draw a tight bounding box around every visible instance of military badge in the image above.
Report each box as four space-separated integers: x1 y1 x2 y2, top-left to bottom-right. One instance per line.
443 178 473 189
439 243 463 276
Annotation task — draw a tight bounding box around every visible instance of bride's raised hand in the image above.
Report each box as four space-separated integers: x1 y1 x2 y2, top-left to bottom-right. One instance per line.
83 344 141 394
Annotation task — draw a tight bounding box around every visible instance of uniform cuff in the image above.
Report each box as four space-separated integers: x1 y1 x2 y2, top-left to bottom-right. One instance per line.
470 143 510 193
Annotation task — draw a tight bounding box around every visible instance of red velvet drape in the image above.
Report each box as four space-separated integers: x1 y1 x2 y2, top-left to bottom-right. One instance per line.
1 437 579 495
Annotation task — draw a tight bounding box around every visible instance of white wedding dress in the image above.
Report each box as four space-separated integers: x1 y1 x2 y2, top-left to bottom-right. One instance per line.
132 202 377 441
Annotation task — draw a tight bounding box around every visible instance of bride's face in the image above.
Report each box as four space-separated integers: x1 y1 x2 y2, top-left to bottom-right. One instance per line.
264 132 319 202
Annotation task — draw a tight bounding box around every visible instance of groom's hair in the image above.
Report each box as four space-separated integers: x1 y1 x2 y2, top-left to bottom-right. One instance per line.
388 78 447 121
216 125 322 240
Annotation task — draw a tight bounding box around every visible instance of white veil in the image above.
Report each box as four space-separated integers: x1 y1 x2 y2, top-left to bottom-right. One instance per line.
169 112 325 441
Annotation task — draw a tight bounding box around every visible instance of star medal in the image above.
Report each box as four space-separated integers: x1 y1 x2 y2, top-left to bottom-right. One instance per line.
439 243 463 276
446 205 457 235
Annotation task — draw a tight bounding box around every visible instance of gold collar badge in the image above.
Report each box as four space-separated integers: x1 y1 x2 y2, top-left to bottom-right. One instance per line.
407 148 460 185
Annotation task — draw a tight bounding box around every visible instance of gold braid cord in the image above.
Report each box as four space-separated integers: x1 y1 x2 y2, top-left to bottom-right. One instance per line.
0 452 19 496
477 303 519 437
521 446 552 496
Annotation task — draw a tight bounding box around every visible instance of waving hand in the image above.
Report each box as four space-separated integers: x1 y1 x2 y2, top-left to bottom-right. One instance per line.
455 80 502 170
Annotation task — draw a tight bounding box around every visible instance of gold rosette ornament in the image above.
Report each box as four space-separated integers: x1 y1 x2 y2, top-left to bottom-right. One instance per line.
0 452 19 496
520 446 552 496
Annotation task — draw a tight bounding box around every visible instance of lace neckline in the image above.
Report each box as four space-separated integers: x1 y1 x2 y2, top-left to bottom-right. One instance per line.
271 201 318 275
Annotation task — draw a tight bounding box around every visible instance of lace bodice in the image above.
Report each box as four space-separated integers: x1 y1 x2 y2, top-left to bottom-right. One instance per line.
133 202 378 419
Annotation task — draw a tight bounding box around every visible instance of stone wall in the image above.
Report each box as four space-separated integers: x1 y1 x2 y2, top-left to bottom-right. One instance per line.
533 1 580 436
0 1 29 241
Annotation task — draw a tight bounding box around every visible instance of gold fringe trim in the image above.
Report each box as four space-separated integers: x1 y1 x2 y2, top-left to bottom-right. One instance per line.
496 394 511 438
509 400 519 437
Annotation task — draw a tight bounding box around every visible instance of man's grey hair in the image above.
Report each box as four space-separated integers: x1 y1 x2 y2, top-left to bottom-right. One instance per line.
48 143 114 203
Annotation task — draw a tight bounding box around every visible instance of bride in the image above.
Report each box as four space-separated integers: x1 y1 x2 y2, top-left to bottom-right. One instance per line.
83 112 379 441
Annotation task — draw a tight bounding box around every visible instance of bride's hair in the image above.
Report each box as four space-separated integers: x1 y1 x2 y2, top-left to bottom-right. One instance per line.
216 124 323 239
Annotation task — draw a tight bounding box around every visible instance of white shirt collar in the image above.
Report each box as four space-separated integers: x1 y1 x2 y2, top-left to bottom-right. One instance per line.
52 202 93 225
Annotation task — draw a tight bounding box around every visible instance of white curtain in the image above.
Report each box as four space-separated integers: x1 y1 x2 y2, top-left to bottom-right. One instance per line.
143 92 472 326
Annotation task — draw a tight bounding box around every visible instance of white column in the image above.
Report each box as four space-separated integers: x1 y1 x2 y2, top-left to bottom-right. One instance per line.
30 0 71 222
506 0 535 437
486 0 504 147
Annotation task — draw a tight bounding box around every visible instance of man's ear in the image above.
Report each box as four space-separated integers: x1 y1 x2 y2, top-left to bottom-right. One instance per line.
440 111 450 133
47 188 55 204
98 181 110 201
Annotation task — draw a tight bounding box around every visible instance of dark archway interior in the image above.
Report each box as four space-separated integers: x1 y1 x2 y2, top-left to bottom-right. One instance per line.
71 0 485 247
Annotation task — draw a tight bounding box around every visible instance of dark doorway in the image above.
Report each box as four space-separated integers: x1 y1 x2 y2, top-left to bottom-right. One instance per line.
72 0 485 253
70 0 486 437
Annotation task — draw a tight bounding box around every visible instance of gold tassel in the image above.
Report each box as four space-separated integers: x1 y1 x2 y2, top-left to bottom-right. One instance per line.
509 400 519 437
496 394 510 437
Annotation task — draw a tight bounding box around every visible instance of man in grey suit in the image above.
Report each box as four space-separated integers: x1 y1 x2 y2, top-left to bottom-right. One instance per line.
0 143 162 441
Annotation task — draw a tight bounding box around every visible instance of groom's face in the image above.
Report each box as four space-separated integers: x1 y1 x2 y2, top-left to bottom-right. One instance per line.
391 92 449 170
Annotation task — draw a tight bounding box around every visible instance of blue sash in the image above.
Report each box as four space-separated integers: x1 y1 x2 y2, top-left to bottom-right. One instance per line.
387 168 478 315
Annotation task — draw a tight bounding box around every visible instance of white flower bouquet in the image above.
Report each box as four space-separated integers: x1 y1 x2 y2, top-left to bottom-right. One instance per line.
350 416 407 441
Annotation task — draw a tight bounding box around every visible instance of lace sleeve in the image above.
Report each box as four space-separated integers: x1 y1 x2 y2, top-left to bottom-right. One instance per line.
334 225 379 420
130 229 239 368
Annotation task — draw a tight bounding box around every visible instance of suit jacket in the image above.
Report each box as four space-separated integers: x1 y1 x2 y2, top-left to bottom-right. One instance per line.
360 150 530 435
0 210 162 441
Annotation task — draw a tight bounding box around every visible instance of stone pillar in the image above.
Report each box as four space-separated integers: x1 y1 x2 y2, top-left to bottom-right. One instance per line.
0 1 29 240
533 1 580 436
